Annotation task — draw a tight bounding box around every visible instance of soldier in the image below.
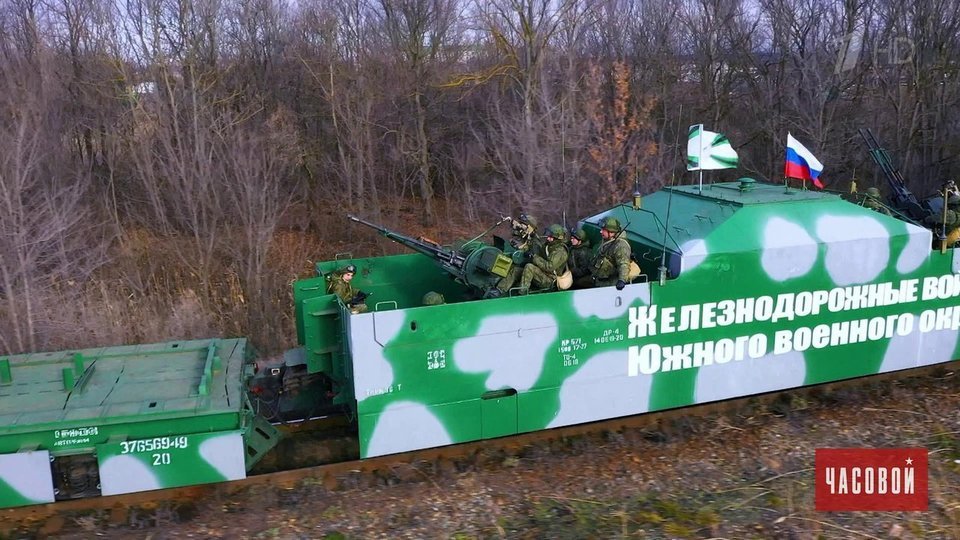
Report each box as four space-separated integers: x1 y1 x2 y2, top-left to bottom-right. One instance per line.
925 194 960 245
517 224 570 292
568 227 594 289
497 213 542 293
591 216 632 290
422 291 446 306
863 187 891 216
509 213 542 257
327 264 368 313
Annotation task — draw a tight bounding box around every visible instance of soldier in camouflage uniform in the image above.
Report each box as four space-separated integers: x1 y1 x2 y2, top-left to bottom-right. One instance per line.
863 187 891 216
497 213 542 293
568 227 594 289
591 217 632 290
518 224 570 292
925 194 960 227
509 214 542 256
327 264 368 313
925 194 960 248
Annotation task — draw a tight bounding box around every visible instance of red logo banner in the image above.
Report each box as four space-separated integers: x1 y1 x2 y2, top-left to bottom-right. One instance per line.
816 448 928 511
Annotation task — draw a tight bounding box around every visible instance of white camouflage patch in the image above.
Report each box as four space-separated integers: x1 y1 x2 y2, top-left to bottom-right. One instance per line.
453 313 556 392
896 224 932 274
881 321 959 372
99 455 161 496
694 349 806 403
679 239 709 274
760 217 818 281
198 433 246 481
0 451 55 503
548 350 652 428
351 311 405 402
816 215 890 286
366 401 452 457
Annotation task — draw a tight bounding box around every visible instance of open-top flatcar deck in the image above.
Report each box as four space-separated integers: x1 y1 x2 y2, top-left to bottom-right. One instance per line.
0 338 278 508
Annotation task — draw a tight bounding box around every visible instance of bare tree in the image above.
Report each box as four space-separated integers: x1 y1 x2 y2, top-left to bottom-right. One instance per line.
475 0 578 198
0 65 109 354
378 0 462 224
584 60 659 205
218 107 301 350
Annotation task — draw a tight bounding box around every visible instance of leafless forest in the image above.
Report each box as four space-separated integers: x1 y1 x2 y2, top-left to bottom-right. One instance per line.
1 0 958 355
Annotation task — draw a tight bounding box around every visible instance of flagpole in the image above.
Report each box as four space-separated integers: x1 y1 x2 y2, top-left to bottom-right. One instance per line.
698 124 705 193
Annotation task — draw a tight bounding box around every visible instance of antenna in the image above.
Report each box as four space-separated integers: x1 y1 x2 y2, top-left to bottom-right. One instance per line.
659 104 683 286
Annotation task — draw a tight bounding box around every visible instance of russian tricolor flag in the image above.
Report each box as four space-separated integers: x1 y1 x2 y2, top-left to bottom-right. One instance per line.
785 133 824 188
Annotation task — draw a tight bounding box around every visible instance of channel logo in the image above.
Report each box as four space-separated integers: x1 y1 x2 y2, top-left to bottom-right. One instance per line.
815 448 928 511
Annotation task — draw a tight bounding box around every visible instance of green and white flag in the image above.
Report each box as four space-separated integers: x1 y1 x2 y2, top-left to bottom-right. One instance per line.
687 124 739 171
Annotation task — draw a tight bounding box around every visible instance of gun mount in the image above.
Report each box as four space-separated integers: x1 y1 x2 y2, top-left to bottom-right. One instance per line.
858 128 935 221
347 215 513 298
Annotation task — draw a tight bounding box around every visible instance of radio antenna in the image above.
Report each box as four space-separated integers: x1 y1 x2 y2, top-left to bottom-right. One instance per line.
659 104 683 285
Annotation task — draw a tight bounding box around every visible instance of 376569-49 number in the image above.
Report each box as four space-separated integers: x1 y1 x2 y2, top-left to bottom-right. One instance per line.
119 436 189 455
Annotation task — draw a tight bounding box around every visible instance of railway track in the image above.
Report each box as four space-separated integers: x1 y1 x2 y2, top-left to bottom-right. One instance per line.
3 361 957 536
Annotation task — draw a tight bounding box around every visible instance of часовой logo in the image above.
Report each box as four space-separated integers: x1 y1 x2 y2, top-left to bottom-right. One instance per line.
816 448 928 511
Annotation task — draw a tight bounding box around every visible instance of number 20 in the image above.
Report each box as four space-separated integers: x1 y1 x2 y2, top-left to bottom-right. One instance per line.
152 453 171 466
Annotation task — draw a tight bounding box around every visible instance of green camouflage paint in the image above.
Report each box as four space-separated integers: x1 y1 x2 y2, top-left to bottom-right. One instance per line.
0 451 55 508
0 338 270 509
97 430 246 496
303 182 960 458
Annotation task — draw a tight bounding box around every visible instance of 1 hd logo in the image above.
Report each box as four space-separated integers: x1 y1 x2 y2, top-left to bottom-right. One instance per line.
816 448 928 511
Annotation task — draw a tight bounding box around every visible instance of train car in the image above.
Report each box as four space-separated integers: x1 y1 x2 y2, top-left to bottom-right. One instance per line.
0 338 279 509
284 179 960 459
5 178 960 509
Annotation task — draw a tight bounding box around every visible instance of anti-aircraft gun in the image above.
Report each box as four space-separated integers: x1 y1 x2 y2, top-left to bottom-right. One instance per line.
347 215 514 299
858 128 938 221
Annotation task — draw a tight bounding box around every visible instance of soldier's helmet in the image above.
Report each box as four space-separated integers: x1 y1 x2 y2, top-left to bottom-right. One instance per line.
342 264 357 274
600 216 622 233
519 213 538 228
949 194 960 206
422 291 445 305
546 224 566 241
570 228 587 242
866 187 881 198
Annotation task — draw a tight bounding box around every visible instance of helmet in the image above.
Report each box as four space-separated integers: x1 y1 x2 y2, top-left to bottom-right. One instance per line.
422 291 445 305
950 194 960 206
570 228 587 242
519 213 538 228
546 224 566 240
342 264 357 274
599 216 622 233
865 187 881 198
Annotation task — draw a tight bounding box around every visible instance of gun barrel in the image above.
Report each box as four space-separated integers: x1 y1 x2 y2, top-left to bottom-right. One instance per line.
347 214 466 270
858 128 929 221
347 214 389 234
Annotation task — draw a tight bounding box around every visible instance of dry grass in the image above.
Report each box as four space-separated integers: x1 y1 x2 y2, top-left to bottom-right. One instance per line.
1 198 494 356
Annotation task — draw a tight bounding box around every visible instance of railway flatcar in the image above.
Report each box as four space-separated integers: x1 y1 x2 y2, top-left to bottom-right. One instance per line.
0 339 278 508
3 178 960 509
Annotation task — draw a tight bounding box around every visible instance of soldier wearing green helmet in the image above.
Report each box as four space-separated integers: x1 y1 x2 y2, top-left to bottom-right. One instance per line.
517 224 570 292
568 227 594 289
925 193 960 229
327 264 368 313
422 291 446 306
591 216 632 290
863 187 891 216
